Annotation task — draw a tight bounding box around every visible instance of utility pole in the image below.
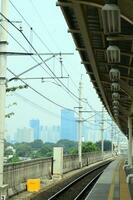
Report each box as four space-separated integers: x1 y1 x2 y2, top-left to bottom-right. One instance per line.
111 120 114 155
78 76 83 168
101 106 104 155
0 0 8 189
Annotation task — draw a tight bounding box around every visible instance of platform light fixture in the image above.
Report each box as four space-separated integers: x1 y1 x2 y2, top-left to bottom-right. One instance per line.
114 113 119 120
111 82 120 92
112 100 119 106
114 112 119 117
106 45 120 63
113 108 119 113
112 92 120 100
113 105 119 110
101 0 121 34
109 68 120 82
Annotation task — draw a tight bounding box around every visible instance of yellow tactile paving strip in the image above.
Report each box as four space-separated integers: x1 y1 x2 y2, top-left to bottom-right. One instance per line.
119 161 131 200
108 159 131 200
108 163 118 200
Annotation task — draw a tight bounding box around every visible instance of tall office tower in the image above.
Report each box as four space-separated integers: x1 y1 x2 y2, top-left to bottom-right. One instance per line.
60 109 77 141
30 119 41 140
41 125 60 143
14 127 34 143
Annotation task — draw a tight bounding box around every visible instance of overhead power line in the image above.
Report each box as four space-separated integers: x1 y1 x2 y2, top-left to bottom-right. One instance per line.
7 68 74 110
8 1 82 100
0 16 81 105
0 23 79 104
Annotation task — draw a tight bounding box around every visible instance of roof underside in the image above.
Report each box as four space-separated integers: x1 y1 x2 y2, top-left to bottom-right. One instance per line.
57 0 133 135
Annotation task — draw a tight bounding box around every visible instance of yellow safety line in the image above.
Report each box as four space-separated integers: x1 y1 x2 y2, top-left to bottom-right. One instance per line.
108 168 116 200
119 161 131 200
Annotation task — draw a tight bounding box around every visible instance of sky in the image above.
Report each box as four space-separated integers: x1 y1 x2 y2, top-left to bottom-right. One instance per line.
4 0 111 139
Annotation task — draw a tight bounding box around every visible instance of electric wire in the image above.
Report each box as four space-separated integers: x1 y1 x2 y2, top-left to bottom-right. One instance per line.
0 23 79 104
0 12 79 102
7 68 74 110
28 0 79 91
9 0 51 53
4 3 101 115
0 23 58 82
8 1 84 102
14 93 78 123
9 0 103 115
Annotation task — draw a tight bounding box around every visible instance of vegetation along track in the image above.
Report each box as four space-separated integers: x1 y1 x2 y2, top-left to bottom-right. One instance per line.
31 160 111 200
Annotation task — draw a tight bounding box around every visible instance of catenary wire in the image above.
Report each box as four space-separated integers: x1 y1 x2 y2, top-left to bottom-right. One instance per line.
8 1 86 102
13 93 78 123
2 5 100 114
8 0 104 115
0 23 79 104
7 68 74 110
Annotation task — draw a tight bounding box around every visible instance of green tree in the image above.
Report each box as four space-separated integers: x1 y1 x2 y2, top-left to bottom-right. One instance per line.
95 140 111 151
30 140 44 149
82 142 99 153
56 139 77 154
8 154 20 163
15 143 32 157
35 143 54 158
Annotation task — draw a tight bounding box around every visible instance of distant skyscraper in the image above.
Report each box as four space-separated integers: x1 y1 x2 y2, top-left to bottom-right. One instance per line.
60 109 77 141
14 127 34 143
42 125 60 143
30 119 41 140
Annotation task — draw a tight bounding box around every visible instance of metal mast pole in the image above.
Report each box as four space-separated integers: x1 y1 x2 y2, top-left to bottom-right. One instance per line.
78 77 83 168
0 0 8 187
128 116 132 167
111 120 114 155
101 106 104 155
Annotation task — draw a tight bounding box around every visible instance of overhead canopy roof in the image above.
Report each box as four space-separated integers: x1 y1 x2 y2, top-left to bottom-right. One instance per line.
57 0 133 135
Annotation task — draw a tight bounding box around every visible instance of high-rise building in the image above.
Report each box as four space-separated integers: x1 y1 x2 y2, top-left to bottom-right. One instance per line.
60 109 77 141
42 125 60 143
30 119 41 140
14 127 34 143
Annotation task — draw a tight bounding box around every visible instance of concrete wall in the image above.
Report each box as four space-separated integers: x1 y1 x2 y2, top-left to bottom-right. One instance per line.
63 151 110 173
4 157 52 196
3 152 112 197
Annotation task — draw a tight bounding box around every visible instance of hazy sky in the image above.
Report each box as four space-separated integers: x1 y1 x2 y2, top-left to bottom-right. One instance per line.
5 0 104 138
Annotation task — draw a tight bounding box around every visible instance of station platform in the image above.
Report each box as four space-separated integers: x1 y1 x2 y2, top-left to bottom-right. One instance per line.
86 157 131 200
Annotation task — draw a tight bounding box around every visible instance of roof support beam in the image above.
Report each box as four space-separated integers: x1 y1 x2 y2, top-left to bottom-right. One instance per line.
65 0 133 25
56 2 73 7
68 29 80 33
98 62 132 70
71 1 111 115
95 48 133 58
107 35 133 41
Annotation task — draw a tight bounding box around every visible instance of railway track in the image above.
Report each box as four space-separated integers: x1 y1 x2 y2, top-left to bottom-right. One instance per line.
31 160 111 200
48 162 109 200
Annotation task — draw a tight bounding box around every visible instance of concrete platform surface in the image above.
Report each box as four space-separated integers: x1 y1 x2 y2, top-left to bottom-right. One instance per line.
86 157 131 200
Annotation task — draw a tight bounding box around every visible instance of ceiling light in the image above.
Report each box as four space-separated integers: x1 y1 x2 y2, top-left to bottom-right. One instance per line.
109 68 120 82
112 92 120 100
112 100 119 106
101 0 121 34
111 82 120 92
106 45 120 63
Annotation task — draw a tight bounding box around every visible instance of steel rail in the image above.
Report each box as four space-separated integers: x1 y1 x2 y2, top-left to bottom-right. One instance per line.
74 171 103 200
48 161 111 200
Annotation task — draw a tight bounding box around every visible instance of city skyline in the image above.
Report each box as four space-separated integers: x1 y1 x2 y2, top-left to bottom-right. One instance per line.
6 108 115 144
